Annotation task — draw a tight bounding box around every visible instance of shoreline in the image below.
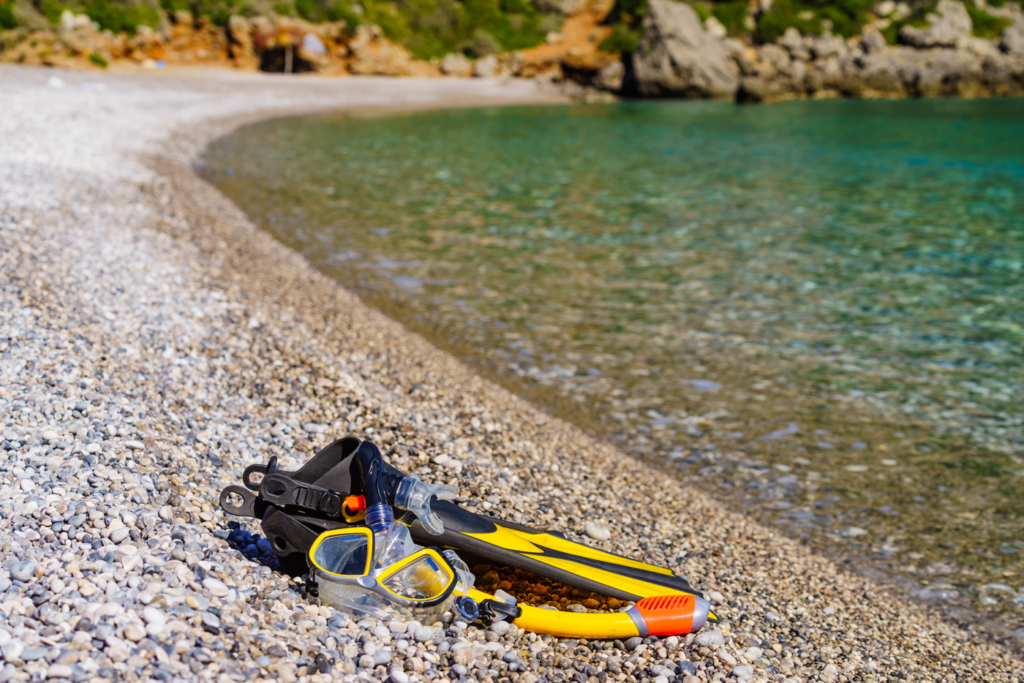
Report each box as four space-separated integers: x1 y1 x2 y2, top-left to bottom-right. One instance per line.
2 63 1024 683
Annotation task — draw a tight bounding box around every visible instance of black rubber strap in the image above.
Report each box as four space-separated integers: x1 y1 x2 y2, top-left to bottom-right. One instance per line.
260 474 344 517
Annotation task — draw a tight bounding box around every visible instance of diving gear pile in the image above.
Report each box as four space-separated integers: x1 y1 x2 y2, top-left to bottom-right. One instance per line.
220 436 715 638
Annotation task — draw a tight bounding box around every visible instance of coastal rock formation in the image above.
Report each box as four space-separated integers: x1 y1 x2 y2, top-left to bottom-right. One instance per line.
735 15 1024 103
596 0 1024 103
899 0 972 48
631 0 739 98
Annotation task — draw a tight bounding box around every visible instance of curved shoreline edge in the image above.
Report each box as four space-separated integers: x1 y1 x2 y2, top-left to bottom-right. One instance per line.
1 63 1023 682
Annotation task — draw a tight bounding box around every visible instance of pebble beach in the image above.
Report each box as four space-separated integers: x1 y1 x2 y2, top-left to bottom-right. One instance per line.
0 62 1022 683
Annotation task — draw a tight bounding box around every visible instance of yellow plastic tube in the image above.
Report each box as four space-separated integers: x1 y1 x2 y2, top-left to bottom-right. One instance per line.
467 589 712 639
468 589 640 639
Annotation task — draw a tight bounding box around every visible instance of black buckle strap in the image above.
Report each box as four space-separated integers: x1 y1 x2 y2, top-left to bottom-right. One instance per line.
478 598 523 624
260 473 345 517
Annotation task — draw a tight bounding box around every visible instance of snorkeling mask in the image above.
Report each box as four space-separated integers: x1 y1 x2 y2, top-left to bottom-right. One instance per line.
307 522 479 624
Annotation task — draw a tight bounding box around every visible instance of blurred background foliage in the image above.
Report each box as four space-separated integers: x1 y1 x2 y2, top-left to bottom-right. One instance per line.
0 0 1017 55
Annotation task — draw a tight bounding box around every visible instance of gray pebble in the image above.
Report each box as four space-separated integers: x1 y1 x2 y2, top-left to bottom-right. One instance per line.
413 626 433 643
20 646 48 662
677 661 697 675
373 649 392 665
357 654 375 670
624 636 643 651
9 561 36 582
694 631 724 649
490 620 510 636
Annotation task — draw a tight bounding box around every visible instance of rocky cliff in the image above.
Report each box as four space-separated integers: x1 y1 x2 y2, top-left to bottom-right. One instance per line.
621 0 1024 101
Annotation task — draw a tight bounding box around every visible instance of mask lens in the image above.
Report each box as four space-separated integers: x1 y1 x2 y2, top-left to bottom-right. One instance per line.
313 532 370 576
381 554 454 600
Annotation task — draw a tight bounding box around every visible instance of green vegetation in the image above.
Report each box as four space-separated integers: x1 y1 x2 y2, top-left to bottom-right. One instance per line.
965 0 1011 38
159 0 265 27
359 0 551 59
710 1 747 35
598 21 640 52
26 0 160 33
880 0 932 44
756 0 873 40
598 0 644 53
0 0 17 29
881 0 1011 44
88 49 107 64
83 0 159 32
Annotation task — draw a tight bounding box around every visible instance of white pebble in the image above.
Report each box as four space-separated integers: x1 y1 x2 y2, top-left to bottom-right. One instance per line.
202 577 230 597
584 521 611 541
143 607 167 636
47 665 73 679
124 439 145 450
19 479 35 492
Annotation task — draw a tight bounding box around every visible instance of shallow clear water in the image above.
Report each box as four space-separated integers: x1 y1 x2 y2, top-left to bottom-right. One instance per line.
202 98 1024 624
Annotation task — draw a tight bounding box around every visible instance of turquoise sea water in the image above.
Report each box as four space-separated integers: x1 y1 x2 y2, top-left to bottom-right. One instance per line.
201 98 1024 624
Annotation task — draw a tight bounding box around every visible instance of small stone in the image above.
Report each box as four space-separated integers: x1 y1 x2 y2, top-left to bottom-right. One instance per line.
202 577 230 597
47 665 73 679
124 440 145 450
731 665 753 680
821 663 839 679
10 560 38 582
20 647 48 662
373 649 392 665
142 607 166 636
122 623 145 642
693 631 724 649
654 676 669 683
390 669 409 683
19 479 34 492
716 648 737 666
490 621 510 636
413 626 433 643
302 423 328 433
358 654 375 669
159 506 172 519
1 641 24 661
677 661 697 675
388 620 407 633
584 521 611 541
110 528 130 543
624 637 643 651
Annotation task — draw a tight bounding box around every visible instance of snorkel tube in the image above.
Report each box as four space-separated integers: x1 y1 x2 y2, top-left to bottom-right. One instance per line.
350 440 459 535
469 590 712 639
350 440 402 533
